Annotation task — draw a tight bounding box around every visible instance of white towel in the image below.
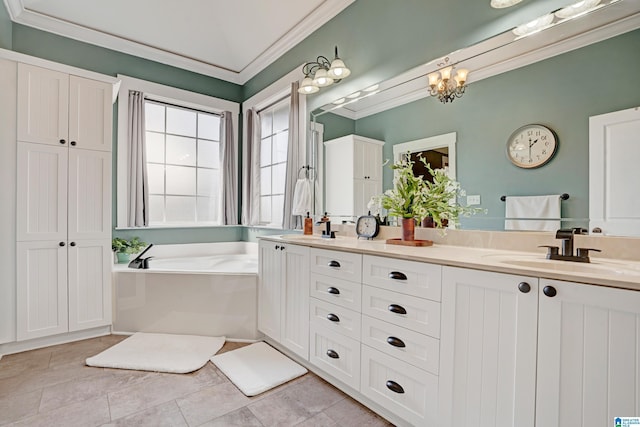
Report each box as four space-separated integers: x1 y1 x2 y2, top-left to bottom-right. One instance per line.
292 178 312 216
505 195 561 231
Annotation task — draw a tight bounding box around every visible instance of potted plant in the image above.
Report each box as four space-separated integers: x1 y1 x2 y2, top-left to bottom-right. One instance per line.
112 236 146 263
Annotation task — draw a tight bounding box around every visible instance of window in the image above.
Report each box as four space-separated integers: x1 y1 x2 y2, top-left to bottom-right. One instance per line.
258 99 290 226
145 100 221 225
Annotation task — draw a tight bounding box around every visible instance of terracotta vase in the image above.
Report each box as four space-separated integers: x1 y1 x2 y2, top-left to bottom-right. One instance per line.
421 216 448 228
400 217 415 241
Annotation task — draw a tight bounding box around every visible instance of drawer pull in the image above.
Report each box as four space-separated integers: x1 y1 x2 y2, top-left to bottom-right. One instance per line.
326 313 340 322
386 336 406 348
327 287 340 295
386 380 405 394
388 304 407 315
388 271 407 281
326 349 340 359
328 260 341 268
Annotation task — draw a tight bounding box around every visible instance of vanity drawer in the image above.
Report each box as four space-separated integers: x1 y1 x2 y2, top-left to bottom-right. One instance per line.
310 322 361 390
361 314 439 375
361 345 438 427
310 248 362 283
362 285 441 338
363 255 442 301
310 297 361 340
310 272 361 311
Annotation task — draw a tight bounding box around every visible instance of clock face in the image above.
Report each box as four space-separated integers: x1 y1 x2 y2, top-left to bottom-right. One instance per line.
506 124 558 169
356 215 380 239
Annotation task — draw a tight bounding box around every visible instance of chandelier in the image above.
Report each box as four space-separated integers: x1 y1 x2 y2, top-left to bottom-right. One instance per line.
427 60 469 104
298 46 351 95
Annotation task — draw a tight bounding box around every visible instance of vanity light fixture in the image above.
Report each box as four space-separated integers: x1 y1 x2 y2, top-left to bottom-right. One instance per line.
490 0 523 8
298 46 351 95
427 60 469 104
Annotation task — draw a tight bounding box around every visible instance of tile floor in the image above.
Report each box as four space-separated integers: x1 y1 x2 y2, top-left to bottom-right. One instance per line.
0 335 393 426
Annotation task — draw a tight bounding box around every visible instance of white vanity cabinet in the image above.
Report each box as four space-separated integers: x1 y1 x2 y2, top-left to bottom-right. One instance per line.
257 240 310 360
324 135 383 217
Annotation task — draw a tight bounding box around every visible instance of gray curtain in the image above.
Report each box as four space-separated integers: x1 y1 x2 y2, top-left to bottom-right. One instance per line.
241 108 261 225
220 111 238 225
282 82 301 229
127 90 149 227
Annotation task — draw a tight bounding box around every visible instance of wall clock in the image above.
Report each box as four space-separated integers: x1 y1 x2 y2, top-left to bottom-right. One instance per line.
506 124 558 168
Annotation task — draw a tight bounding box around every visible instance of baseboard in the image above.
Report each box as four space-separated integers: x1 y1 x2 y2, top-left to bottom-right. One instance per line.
0 326 112 356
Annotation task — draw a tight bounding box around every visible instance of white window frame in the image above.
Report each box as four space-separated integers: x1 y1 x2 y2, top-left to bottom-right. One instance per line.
116 74 239 229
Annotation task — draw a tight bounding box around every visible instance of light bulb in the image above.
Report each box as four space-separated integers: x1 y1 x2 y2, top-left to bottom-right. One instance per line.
327 58 351 79
297 77 319 94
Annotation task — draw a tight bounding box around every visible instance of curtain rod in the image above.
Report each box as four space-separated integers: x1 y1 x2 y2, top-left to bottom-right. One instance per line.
255 94 289 115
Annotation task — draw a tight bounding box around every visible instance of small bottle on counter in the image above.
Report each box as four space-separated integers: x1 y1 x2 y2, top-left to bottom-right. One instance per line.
304 212 313 235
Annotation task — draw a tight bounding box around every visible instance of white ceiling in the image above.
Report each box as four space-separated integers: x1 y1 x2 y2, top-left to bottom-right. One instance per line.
4 0 355 84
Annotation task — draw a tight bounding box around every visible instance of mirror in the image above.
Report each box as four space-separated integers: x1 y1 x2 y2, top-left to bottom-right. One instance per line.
310 0 640 233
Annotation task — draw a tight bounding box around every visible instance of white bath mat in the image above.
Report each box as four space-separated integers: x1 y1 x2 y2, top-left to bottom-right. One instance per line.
211 341 307 396
86 332 225 374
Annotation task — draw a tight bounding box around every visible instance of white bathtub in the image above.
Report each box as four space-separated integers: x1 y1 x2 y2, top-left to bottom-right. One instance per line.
112 242 259 340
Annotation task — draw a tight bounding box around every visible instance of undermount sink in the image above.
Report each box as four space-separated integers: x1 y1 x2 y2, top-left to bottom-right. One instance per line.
483 253 640 277
281 234 335 241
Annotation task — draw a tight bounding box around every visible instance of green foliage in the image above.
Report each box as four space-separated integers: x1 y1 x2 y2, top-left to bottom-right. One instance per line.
111 236 146 254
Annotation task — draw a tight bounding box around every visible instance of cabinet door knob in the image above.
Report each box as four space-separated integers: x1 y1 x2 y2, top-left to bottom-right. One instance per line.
518 282 531 293
326 313 340 322
275 245 280 250
327 287 340 295
386 336 406 348
69 242 76 247
59 241 65 247
543 285 557 297
280 245 285 251
59 139 66 145
388 271 407 281
328 260 341 268
70 141 76 146
388 304 407 315
385 380 405 394
326 349 339 359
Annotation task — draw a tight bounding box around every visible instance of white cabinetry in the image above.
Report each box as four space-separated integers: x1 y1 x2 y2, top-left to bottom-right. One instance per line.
257 240 310 359
324 135 383 218
15 63 113 342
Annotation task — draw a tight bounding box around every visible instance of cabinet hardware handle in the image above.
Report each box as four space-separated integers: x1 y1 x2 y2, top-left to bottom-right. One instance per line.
388 304 407 315
388 271 407 281
543 285 557 298
326 349 339 359
275 245 280 250
280 246 285 251
518 282 531 293
327 287 340 295
328 260 341 268
70 242 76 247
386 336 406 348
59 139 66 144
70 141 76 146
59 242 65 247
385 380 405 394
326 313 340 322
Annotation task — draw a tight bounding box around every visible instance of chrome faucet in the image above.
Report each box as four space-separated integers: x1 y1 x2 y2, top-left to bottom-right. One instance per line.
539 228 600 263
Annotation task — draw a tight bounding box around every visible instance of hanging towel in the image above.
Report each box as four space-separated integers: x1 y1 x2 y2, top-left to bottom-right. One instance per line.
292 178 312 216
505 195 561 231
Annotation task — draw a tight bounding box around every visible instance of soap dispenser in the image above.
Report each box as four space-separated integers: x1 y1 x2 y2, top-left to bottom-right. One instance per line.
304 212 313 235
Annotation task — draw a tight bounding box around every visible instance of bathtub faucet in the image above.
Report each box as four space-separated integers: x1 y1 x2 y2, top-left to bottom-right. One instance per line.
128 244 154 269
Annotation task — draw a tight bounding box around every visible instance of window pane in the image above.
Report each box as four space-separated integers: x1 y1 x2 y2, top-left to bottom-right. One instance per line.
165 196 196 222
166 107 196 137
197 168 219 197
198 113 220 141
273 131 288 163
261 166 272 195
261 111 272 137
260 196 271 224
147 164 165 194
260 137 272 167
273 103 289 133
166 135 196 166
149 195 164 223
146 132 165 163
272 163 286 194
198 140 220 169
197 197 218 223
272 195 284 226
166 165 196 195
145 102 165 132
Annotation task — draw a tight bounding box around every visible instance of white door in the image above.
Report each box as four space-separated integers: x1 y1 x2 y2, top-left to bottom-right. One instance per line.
16 240 68 340
17 63 69 146
68 148 111 240
589 106 640 236
258 240 282 341
536 279 640 427
439 267 538 427
17 142 68 242
281 244 310 359
68 76 112 152
68 239 112 331
355 179 381 217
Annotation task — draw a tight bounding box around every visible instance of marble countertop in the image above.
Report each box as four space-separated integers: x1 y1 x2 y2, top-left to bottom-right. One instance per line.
260 234 640 292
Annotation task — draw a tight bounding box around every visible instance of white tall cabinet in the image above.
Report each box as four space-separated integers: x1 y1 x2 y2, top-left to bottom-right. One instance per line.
16 63 113 341
324 135 383 218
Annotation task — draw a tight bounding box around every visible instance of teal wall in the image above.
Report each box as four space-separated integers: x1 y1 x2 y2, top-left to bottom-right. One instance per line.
0 3 11 49
351 30 640 230
315 112 355 142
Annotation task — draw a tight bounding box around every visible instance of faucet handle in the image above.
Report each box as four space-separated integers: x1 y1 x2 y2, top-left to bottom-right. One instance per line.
538 245 559 258
576 247 601 259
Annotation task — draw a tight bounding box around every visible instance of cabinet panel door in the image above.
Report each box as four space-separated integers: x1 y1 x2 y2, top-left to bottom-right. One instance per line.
536 279 640 427
439 267 538 427
68 149 111 240
354 179 380 218
68 239 112 331
16 241 68 341
281 244 310 359
17 63 69 146
69 76 112 152
17 142 68 242
258 241 282 341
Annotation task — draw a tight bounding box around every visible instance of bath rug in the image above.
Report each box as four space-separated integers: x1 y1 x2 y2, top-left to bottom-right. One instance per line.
211 341 307 396
86 332 225 373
